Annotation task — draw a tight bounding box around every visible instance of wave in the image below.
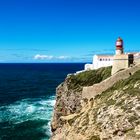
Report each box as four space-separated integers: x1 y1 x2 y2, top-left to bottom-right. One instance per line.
0 96 55 140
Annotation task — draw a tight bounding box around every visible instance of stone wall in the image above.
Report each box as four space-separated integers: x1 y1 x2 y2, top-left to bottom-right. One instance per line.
135 57 140 65
111 54 129 75
82 63 140 99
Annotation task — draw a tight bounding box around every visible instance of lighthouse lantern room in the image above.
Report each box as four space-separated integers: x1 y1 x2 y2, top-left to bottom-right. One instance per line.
116 37 124 55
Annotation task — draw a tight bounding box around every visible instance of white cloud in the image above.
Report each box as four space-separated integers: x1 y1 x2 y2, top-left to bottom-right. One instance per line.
34 54 70 60
57 56 69 59
34 54 54 60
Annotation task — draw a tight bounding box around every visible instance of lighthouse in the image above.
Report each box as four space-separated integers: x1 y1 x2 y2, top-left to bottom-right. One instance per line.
112 37 135 75
115 37 124 55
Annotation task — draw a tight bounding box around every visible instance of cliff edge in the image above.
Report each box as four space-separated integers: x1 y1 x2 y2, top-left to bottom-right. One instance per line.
51 66 140 140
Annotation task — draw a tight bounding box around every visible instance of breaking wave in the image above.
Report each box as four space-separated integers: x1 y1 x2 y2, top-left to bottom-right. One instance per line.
0 96 55 140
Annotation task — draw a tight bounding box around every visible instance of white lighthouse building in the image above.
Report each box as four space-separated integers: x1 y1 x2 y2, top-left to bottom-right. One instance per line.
84 37 140 74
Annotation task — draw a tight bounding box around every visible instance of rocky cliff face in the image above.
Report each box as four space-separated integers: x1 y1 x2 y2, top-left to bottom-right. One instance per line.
51 67 140 140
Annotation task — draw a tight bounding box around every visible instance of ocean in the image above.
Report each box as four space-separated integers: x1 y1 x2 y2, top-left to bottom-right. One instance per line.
0 63 85 140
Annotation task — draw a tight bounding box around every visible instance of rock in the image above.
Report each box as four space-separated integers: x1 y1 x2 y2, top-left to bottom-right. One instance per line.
51 67 140 140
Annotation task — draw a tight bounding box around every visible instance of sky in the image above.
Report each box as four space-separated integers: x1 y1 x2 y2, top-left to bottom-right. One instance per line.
0 0 140 63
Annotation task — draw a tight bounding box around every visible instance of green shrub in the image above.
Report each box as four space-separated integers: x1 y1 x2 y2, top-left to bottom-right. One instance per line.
67 66 112 90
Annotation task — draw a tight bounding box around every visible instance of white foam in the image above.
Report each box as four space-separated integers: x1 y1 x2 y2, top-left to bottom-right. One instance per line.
50 100 56 106
46 99 56 106
26 105 36 113
0 96 56 124
39 96 56 107
42 124 51 137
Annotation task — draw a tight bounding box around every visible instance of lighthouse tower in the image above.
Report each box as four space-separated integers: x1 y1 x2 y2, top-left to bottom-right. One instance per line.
112 37 134 75
115 37 124 55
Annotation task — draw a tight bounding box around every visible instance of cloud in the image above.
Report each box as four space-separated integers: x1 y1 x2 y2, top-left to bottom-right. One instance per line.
33 54 90 62
34 54 70 60
34 54 54 60
57 56 70 59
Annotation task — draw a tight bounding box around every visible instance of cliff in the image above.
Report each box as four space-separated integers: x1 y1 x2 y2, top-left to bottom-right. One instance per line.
51 66 140 140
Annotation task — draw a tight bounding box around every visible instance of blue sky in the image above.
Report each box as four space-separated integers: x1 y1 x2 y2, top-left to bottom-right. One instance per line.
0 0 140 62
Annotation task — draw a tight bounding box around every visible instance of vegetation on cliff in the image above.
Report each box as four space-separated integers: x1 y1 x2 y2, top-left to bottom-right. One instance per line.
96 69 140 103
68 66 112 91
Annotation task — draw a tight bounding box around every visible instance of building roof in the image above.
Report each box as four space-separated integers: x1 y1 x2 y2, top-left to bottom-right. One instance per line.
96 55 114 59
95 55 114 59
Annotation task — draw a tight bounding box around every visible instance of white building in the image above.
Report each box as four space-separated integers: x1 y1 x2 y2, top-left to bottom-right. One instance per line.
92 55 113 69
85 55 113 70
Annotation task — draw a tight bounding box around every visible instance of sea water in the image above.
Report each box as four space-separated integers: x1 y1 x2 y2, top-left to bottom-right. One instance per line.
0 63 84 140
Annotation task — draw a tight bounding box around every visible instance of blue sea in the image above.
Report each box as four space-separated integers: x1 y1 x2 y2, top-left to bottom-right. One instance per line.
0 63 84 140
